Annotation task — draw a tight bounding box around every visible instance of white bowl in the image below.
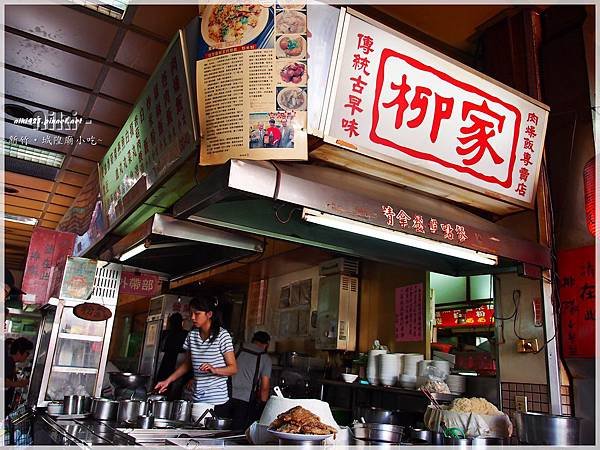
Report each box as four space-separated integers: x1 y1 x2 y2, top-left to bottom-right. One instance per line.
341 373 358 383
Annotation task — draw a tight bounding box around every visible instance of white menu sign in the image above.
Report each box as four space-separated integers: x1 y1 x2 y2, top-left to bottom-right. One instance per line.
324 11 549 208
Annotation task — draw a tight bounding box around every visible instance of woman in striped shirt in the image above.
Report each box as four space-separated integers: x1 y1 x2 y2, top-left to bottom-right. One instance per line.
155 296 237 414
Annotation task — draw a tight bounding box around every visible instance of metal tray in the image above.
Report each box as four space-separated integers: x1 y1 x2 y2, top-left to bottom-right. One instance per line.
48 412 92 420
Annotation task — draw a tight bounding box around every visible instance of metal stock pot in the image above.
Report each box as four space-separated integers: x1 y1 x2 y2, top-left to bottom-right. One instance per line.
117 399 148 423
91 398 118 420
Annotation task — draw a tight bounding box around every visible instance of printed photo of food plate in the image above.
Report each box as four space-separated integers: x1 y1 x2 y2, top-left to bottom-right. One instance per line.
277 1 306 10
276 34 306 59
277 87 307 111
277 60 307 86
276 10 306 34
201 4 270 49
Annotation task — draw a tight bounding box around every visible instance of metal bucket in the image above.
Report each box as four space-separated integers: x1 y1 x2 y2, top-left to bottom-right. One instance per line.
515 411 581 445
171 400 192 422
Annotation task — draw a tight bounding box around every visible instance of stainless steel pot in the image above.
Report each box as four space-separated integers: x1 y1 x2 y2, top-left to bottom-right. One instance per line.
91 398 119 421
409 428 444 445
472 437 505 447
205 417 233 430
47 401 63 415
63 395 90 414
137 415 154 429
149 400 172 419
355 406 399 425
352 423 404 444
171 400 192 422
444 437 472 449
117 399 148 423
515 411 581 445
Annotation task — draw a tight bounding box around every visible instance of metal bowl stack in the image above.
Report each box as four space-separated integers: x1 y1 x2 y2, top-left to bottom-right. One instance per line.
352 423 404 444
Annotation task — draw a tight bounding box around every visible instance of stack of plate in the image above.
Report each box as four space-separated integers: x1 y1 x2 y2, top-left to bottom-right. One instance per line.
367 349 387 385
445 375 466 395
376 354 399 386
402 354 424 377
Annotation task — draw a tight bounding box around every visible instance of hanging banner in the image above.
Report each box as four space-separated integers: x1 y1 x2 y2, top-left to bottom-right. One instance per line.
98 31 197 226
119 271 162 297
323 10 549 209
558 246 595 358
197 2 308 165
395 283 423 342
21 228 76 305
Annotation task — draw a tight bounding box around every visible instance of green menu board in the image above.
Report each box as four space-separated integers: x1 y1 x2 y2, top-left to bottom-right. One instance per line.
99 30 198 226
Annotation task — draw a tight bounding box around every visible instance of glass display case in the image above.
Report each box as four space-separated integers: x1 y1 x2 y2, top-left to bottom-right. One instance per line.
28 259 121 408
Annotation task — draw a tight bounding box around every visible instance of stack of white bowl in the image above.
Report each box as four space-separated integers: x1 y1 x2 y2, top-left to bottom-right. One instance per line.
432 360 451 378
366 349 387 385
376 353 399 386
446 374 466 394
399 353 423 389
394 353 405 379
191 402 214 425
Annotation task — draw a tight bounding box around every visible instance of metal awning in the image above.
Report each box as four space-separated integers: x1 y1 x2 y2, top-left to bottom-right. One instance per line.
173 160 551 276
102 213 264 278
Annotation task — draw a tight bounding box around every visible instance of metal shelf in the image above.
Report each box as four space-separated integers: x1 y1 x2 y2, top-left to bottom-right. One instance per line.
51 366 98 374
57 333 104 342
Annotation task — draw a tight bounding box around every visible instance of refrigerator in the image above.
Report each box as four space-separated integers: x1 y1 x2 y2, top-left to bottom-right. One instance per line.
138 294 192 385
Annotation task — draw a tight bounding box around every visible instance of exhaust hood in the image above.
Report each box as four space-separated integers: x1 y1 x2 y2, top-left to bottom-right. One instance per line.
173 160 551 276
104 213 263 277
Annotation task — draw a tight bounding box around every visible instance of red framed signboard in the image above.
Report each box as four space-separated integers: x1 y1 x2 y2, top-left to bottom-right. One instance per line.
436 304 495 328
324 10 549 209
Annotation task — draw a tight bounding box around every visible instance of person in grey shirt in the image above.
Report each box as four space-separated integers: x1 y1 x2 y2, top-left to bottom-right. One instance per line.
226 331 272 430
279 119 294 148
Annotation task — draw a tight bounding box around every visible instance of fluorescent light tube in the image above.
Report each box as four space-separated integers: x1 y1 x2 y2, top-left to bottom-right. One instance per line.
118 243 147 261
3 214 39 226
302 208 498 266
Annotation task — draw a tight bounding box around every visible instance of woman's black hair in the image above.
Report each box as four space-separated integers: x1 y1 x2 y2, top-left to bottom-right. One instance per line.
189 296 221 343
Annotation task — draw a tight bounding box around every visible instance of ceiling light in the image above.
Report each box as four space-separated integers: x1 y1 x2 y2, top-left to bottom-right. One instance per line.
3 214 39 226
5 104 34 120
72 0 129 20
302 208 498 266
4 141 65 168
118 243 147 262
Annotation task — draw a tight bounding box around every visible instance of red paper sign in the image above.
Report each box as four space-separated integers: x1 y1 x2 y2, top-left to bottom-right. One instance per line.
558 246 595 358
435 304 495 328
21 228 76 305
119 271 161 296
395 283 424 341
73 302 112 321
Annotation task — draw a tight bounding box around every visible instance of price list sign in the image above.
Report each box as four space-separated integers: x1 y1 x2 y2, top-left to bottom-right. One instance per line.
395 283 424 342
558 246 595 358
99 32 197 226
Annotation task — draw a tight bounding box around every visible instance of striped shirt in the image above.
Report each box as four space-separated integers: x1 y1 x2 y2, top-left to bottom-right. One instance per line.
183 327 234 405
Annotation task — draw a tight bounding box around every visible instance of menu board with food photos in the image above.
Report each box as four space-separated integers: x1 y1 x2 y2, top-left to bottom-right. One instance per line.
196 2 308 165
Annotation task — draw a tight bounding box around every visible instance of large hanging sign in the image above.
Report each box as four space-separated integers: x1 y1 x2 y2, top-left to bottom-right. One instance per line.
558 246 595 358
323 10 549 209
21 228 76 305
196 2 308 165
98 31 197 226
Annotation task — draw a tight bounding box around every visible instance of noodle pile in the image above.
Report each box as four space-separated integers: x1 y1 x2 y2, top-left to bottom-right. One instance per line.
449 397 502 416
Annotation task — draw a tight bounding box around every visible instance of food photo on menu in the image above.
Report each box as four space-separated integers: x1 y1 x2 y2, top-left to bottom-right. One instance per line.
198 4 275 58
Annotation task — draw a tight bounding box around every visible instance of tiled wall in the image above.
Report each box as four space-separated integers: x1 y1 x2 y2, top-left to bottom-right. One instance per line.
501 382 573 417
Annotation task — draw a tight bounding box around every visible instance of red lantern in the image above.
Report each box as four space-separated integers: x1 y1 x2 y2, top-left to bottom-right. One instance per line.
583 156 596 236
